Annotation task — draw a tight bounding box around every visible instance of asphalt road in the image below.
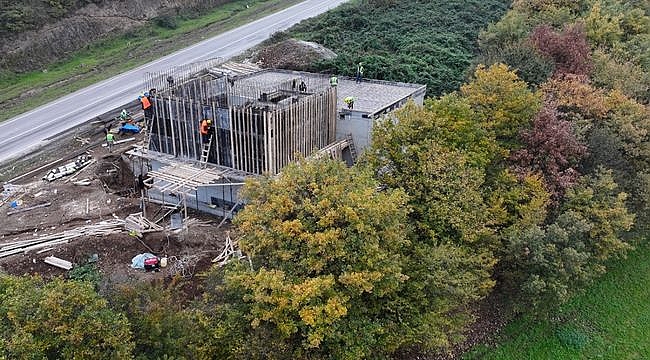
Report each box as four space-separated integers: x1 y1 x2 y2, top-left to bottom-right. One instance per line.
0 0 348 164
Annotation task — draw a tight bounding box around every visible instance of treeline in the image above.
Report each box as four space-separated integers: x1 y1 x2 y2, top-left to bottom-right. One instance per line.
2 0 650 359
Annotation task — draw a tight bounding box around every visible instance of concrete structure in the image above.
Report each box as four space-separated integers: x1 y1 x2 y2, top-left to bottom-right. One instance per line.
335 77 426 149
129 62 425 218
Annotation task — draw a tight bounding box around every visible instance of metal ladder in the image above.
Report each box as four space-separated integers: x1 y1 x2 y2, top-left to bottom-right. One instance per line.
346 133 357 163
199 137 213 167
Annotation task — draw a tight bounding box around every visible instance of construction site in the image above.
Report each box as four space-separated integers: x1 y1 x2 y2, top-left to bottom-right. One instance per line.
0 59 425 286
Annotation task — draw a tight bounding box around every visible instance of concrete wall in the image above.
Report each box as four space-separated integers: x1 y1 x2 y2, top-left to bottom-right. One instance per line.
335 87 426 152
335 110 373 150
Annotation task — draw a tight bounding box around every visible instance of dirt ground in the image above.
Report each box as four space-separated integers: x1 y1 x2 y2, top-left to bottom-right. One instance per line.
0 107 230 288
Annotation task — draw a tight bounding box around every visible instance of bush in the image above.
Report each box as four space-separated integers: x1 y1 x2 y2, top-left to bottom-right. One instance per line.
154 14 179 30
0 275 134 359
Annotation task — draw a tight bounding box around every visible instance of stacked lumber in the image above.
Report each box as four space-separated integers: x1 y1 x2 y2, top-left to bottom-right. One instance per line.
0 220 125 259
125 212 163 234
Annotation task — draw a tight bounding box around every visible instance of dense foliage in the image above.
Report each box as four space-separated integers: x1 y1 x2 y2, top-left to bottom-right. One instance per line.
0 275 134 359
281 0 511 96
199 158 413 358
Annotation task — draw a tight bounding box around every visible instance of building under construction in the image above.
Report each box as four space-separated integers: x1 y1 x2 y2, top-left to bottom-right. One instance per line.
129 60 426 218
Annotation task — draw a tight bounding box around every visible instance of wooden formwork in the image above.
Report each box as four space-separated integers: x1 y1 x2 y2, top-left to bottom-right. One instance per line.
149 76 337 175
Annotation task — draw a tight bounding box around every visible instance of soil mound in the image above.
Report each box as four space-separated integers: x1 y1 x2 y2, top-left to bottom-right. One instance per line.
254 38 337 70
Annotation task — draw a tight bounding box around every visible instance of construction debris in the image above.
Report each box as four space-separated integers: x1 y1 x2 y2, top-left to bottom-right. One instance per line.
74 179 92 186
131 252 159 270
0 220 125 259
101 137 135 147
6 202 51 216
43 155 93 182
44 256 73 270
212 232 243 266
1 184 24 208
124 212 164 235
168 254 200 278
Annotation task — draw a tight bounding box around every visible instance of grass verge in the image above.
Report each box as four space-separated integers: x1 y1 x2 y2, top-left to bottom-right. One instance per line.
464 241 650 360
0 0 302 123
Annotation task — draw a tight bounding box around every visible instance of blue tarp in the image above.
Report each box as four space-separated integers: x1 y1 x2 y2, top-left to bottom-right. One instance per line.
120 123 141 134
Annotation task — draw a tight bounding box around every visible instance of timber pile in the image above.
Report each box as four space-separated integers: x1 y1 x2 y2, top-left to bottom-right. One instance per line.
125 212 163 235
0 220 125 259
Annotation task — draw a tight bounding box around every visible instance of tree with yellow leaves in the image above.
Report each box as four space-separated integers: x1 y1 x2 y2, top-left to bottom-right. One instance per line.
202 157 411 359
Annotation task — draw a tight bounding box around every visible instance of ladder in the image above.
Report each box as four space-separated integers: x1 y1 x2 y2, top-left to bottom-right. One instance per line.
346 133 357 163
140 117 154 153
199 137 213 167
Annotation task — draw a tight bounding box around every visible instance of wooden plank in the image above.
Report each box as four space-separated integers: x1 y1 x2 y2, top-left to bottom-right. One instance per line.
44 256 73 270
7 202 51 216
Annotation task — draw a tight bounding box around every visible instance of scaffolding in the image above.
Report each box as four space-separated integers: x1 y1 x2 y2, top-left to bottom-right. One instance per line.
147 67 337 175
144 162 244 222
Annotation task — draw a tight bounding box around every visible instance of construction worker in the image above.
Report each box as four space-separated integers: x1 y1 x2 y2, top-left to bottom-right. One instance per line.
299 81 307 92
106 132 115 153
330 75 338 87
356 63 364 83
200 119 212 144
119 109 128 121
344 96 355 109
140 94 152 120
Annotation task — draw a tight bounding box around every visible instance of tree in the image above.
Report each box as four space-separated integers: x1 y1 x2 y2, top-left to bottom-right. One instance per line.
365 100 497 351
107 280 201 360
502 169 634 309
530 22 593 76
0 275 134 359
207 157 411 359
461 63 541 144
591 48 650 103
476 40 556 87
510 101 588 202
584 1 624 46
541 75 650 225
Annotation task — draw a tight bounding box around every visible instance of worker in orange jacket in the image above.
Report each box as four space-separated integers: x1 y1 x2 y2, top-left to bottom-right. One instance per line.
200 119 212 144
140 94 152 120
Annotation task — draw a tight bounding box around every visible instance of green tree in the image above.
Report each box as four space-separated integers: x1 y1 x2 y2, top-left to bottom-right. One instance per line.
502 169 634 309
107 280 200 360
365 99 497 351
0 275 134 359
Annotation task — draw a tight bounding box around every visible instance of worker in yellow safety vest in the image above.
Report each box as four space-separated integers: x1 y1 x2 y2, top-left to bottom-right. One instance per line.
106 132 115 153
344 96 354 109
330 75 338 87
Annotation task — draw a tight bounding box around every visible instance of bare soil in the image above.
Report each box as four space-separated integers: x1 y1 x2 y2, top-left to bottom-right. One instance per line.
0 108 230 290
252 38 337 71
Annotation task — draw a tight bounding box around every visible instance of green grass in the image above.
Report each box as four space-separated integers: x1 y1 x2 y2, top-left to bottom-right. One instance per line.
465 242 650 360
0 0 302 123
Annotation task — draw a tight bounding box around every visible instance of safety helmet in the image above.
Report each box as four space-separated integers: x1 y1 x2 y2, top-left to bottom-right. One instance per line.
207 120 212 124
144 92 149 97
